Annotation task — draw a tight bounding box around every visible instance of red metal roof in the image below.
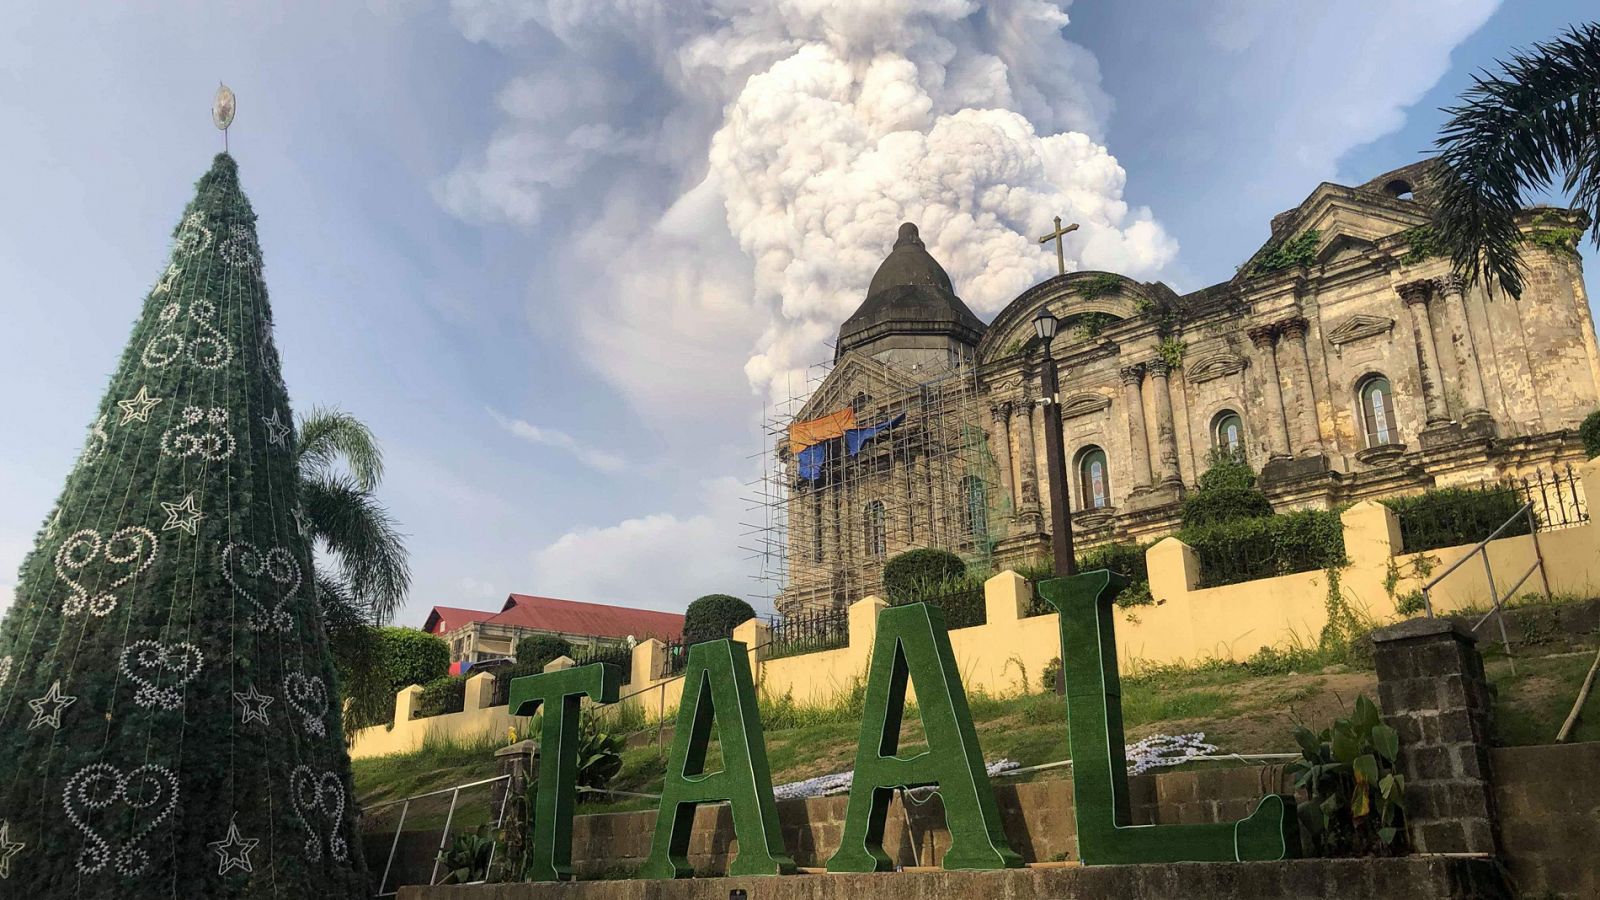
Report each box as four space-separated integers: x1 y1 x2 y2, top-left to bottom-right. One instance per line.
421 595 685 642
422 606 499 635
489 594 684 642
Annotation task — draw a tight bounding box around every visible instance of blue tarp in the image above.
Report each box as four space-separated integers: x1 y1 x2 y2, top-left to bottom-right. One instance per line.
797 442 829 480
845 413 907 455
797 414 906 481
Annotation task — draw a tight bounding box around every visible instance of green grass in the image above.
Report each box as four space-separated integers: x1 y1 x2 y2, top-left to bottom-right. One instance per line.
1487 650 1600 746
353 728 505 808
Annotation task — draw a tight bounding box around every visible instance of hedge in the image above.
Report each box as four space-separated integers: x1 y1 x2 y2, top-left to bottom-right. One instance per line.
889 572 986 630
414 675 468 719
1181 509 1347 588
1381 486 1528 554
1022 543 1152 616
1581 410 1600 458
883 548 967 603
377 627 450 690
684 594 756 645
1182 452 1274 528
517 634 574 668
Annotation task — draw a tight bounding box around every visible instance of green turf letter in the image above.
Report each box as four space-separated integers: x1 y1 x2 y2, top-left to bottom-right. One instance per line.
507 661 622 882
827 602 1023 872
640 639 795 878
1037 570 1299 865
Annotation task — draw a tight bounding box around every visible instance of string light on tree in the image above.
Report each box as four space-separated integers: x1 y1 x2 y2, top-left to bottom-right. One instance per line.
233 684 274 726
208 817 259 877
0 820 24 880
26 681 77 731
117 386 164 424
262 408 290 448
160 493 205 535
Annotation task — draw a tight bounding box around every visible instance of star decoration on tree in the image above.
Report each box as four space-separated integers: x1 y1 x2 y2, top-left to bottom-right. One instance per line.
160 493 206 535
292 505 311 536
208 818 259 876
26 681 77 731
262 409 290 448
233 684 275 726
117 385 164 424
0 820 23 879
153 263 183 296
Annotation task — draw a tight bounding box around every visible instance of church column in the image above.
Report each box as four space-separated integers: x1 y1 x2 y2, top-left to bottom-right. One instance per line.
989 401 1015 509
1436 274 1490 421
1399 279 1451 425
1146 358 1182 486
1249 325 1293 459
1120 364 1154 488
1278 316 1323 454
1011 397 1043 529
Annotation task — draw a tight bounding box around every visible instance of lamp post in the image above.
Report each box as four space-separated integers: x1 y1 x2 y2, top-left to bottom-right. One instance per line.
1033 308 1077 576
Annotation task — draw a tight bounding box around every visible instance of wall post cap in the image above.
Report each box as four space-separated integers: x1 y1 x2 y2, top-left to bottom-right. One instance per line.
1370 615 1478 645
398 684 424 695
494 739 539 760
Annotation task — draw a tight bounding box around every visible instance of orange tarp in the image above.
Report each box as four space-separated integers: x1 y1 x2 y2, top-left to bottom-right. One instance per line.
788 408 857 454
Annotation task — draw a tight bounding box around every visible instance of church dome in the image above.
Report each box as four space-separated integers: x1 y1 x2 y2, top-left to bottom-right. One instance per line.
837 223 985 359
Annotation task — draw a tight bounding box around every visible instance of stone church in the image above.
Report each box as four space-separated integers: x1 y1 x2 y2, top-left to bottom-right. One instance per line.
776 161 1597 616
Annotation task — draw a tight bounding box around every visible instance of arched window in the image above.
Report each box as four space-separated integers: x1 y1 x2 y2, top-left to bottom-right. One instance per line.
1384 179 1414 200
864 500 886 559
1076 446 1111 510
1212 410 1244 455
961 475 988 538
1359 376 1398 447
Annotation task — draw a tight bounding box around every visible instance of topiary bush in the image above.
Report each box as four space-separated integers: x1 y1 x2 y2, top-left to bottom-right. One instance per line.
1181 509 1347 588
1581 410 1600 458
1182 451 1274 528
883 548 968 603
516 633 574 669
683 593 757 645
378 626 451 689
1381 485 1528 553
415 674 468 718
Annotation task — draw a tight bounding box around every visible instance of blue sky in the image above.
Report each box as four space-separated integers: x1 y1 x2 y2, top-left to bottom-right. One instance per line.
1 1 1595 628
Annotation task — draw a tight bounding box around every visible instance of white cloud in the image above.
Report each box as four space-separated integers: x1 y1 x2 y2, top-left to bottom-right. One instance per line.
527 476 755 613
490 408 628 473
442 0 1177 415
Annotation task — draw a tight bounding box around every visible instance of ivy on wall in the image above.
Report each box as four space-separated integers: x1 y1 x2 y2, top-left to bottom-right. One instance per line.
1398 226 1446 265
1073 272 1123 300
1251 229 1322 275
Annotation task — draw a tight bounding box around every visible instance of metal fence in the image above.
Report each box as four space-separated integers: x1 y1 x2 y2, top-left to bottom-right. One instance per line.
412 677 467 719
573 645 634 683
1422 500 1552 675
662 640 690 676
1507 464 1588 531
765 608 850 659
362 774 512 897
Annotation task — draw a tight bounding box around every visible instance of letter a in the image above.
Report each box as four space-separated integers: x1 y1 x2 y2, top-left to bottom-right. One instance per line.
1037 570 1298 865
827 602 1022 872
506 661 622 882
640 639 795 878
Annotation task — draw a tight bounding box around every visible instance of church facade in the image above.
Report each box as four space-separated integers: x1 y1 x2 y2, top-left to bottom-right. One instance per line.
776 161 1597 616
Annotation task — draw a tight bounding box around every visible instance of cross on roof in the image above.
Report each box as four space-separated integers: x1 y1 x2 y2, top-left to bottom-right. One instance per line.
1038 216 1080 276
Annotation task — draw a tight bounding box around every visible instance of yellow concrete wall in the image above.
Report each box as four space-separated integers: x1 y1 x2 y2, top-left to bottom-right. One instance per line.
349 461 1600 757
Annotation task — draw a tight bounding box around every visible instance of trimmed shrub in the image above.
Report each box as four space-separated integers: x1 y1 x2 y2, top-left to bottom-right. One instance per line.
1077 542 1149 583
1182 452 1274 528
684 593 757 645
415 675 467 718
1381 486 1528 553
1581 410 1600 459
516 634 574 669
377 627 450 690
1181 509 1346 588
883 548 967 603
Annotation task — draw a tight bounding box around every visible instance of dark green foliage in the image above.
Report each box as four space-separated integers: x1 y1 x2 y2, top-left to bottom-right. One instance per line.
0 154 368 896
1039 657 1063 693
1397 226 1446 264
436 824 495 884
1073 272 1124 300
1290 695 1408 856
1181 452 1274 528
882 548 967 602
517 633 575 668
1431 21 1600 298
1022 543 1153 615
378 626 450 689
1381 485 1528 553
1182 510 1347 588
1069 311 1118 340
569 716 625 799
683 594 757 645
415 675 468 719
1252 229 1321 275
1580 410 1600 457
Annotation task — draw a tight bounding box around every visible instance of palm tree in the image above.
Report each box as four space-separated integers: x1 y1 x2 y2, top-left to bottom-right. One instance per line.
1431 21 1599 298
296 407 412 736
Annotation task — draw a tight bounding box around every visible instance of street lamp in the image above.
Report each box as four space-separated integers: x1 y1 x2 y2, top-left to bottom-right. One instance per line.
1032 308 1078 576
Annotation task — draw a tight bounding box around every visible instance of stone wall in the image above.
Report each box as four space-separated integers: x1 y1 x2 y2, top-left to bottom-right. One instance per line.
1493 742 1600 898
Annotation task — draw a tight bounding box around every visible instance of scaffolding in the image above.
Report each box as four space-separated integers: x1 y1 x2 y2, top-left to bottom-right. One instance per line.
744 355 1017 617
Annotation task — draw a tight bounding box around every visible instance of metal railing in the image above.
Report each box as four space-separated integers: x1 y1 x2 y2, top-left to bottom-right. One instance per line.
363 774 512 897
1421 500 1552 674
1507 463 1588 531
766 608 850 659
574 645 634 683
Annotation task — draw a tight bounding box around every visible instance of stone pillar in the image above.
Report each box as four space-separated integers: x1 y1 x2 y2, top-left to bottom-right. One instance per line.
1277 317 1323 455
394 684 423 723
465 671 498 709
1119 364 1154 488
1399 279 1451 425
1436 274 1490 421
1146 358 1182 486
990 401 1015 508
1370 618 1499 855
982 570 1032 623
732 617 770 686
491 738 539 881
1011 398 1042 528
1248 325 1292 459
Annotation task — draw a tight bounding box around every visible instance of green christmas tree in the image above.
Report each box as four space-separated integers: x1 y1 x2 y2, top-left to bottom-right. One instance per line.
0 154 368 897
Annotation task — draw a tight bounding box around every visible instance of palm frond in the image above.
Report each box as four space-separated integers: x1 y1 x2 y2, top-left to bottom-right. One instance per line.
1431 21 1600 297
297 406 384 491
318 572 393 745
302 473 411 624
